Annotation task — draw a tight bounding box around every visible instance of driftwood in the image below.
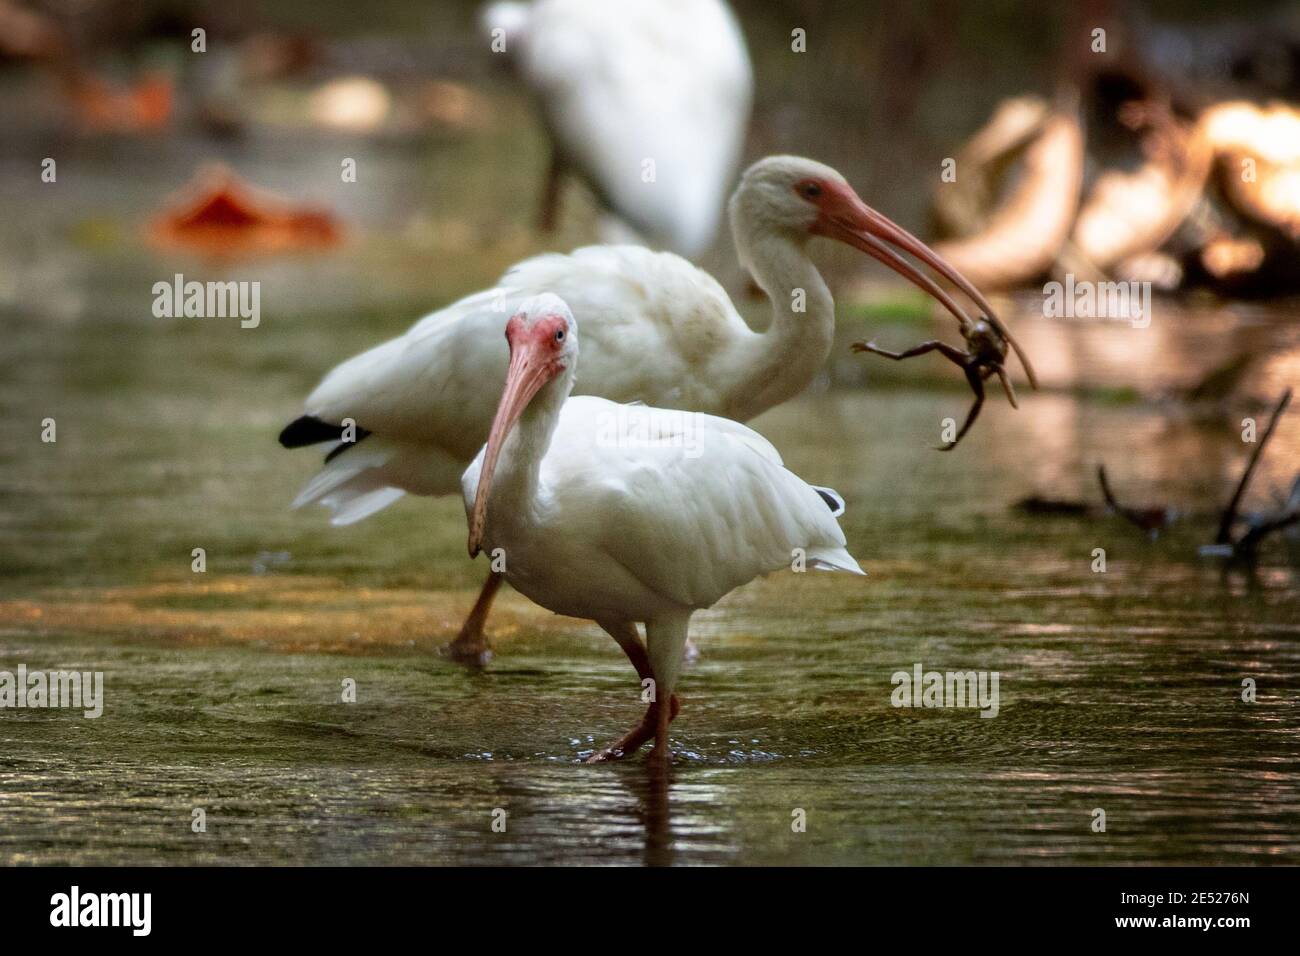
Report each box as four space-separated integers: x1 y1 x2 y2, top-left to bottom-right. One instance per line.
1016 394 1297 568
1073 101 1214 272
932 96 1053 237
1233 501 1300 562
1208 388 1295 564
932 98 1085 290
1085 390 1296 564
1201 103 1300 241
933 92 1300 295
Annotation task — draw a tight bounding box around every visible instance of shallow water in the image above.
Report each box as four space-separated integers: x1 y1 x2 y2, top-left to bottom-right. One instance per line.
3 294 1299 864
2 31 1300 864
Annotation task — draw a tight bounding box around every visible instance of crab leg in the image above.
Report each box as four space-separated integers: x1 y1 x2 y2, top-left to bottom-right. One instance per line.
939 366 986 451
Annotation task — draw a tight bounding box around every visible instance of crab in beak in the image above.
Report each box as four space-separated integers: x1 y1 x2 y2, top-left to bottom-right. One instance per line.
807 181 1036 391
801 177 1036 447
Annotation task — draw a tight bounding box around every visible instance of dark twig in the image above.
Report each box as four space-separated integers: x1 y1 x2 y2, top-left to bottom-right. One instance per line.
1215 388 1292 545
1223 471 1300 565
1097 464 1171 537
1097 464 1123 514
1235 511 1300 562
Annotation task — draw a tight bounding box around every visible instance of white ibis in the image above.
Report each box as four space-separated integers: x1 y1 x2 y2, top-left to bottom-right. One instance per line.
280 155 1028 661
462 294 863 762
480 0 752 255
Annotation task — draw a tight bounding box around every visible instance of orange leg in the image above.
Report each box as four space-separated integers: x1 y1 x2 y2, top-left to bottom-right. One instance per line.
586 695 680 763
444 571 501 666
587 621 681 763
647 690 673 767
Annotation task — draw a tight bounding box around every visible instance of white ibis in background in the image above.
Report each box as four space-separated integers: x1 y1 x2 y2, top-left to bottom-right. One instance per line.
279 155 1031 661
480 0 752 255
462 294 864 763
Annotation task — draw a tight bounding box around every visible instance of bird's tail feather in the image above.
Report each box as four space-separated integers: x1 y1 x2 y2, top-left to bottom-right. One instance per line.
807 547 865 575
288 435 463 525
290 441 408 526
319 485 407 526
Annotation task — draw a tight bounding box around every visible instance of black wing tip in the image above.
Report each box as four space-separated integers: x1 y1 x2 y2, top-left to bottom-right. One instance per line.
279 415 340 449
279 415 372 462
814 486 846 517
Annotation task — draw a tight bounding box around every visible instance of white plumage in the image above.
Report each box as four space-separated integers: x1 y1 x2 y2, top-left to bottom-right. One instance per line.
482 0 752 255
460 294 861 760
282 156 1005 658
463 395 862 619
293 245 757 522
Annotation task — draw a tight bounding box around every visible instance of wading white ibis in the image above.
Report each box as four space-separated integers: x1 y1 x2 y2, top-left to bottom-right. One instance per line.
463 294 863 762
481 0 751 254
279 155 1028 661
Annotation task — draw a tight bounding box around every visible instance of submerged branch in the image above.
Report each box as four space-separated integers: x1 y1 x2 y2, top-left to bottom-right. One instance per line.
1215 388 1292 544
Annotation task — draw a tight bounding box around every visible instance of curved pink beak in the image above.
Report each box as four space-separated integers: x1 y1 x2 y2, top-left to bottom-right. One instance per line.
813 191 1037 388
467 336 557 558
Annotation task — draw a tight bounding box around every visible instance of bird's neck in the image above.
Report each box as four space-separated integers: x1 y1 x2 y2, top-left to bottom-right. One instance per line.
726 234 836 420
491 372 571 514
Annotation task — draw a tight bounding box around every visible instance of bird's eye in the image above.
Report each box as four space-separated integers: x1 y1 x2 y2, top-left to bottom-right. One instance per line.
800 182 822 200
554 329 565 342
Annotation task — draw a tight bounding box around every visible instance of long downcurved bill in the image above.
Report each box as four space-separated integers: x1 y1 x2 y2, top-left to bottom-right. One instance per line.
813 198 1037 388
468 341 554 558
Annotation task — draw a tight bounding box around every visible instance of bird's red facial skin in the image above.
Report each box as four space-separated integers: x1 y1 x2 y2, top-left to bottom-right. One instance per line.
470 312 569 556
505 313 569 373
795 178 860 232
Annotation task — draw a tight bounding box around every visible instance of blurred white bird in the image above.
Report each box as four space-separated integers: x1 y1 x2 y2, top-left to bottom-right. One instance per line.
462 294 863 762
481 0 752 255
280 156 1022 662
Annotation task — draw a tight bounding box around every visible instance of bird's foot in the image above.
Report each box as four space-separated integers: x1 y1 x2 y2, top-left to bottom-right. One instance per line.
585 743 634 764
585 727 649 764
586 716 656 764
441 631 493 667
585 695 680 764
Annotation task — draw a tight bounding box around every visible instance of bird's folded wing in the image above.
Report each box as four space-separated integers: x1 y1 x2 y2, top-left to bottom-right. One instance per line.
546 398 853 609
299 246 743 460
